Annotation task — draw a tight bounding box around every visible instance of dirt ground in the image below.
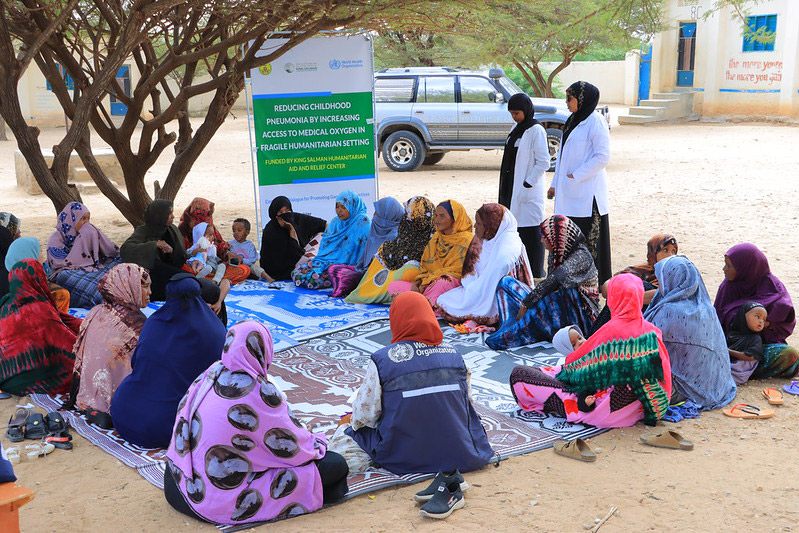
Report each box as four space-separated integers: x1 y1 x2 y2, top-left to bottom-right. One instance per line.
2 111 799 532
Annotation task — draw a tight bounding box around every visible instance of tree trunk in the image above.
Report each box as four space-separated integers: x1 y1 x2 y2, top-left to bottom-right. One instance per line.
0 116 7 141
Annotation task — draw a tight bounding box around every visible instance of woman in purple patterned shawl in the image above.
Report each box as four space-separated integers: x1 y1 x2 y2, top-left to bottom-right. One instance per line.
46 202 120 308
714 243 799 380
164 321 348 525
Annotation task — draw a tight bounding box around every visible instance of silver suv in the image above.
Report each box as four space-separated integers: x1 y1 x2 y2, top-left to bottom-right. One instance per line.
374 67 592 172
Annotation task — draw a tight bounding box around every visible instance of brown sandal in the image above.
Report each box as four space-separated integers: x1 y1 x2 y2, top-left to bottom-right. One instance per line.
640 430 694 450
552 438 597 462
762 387 784 405
722 403 775 419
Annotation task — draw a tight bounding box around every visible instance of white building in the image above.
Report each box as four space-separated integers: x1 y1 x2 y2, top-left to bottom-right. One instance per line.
650 0 799 117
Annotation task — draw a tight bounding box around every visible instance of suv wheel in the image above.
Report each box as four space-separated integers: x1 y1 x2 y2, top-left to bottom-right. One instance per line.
422 152 445 166
382 130 425 172
546 127 562 172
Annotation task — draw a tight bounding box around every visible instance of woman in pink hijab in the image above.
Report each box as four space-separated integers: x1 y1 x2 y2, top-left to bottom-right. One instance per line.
46 202 120 308
164 321 348 525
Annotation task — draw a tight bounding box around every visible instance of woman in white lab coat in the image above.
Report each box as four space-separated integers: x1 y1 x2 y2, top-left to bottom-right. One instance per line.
498 93 550 278
548 81 612 285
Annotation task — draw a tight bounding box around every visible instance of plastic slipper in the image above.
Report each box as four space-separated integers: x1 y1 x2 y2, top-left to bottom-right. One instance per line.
783 381 799 396
83 409 113 430
640 430 694 451
722 403 775 419
762 387 784 405
24 412 47 440
24 442 55 460
0 391 12 400
552 438 597 462
44 412 73 450
5 407 29 442
5 446 20 465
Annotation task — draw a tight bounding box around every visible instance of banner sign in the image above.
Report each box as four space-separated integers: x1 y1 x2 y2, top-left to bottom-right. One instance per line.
249 34 377 227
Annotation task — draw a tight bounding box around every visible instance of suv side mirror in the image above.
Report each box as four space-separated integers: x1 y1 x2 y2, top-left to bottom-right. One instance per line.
489 92 504 103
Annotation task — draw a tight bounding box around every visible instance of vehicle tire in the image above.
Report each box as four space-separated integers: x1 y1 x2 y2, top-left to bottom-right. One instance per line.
382 130 425 172
546 127 562 172
422 152 445 166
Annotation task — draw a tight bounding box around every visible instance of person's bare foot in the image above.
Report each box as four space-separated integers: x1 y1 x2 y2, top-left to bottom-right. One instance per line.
260 272 274 283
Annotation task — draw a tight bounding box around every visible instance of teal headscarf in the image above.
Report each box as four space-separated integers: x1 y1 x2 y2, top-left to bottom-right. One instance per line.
309 190 371 274
5 238 40 271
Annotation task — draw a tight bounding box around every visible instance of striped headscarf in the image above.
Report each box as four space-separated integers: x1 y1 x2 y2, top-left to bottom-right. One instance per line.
540 215 585 270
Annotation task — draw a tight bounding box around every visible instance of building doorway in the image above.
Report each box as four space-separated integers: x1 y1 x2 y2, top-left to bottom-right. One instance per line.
677 22 696 87
110 65 131 116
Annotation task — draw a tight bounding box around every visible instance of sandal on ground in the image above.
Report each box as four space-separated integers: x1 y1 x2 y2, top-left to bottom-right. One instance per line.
722 403 775 419
5 407 29 443
24 442 55 460
83 409 113 430
5 446 20 465
762 387 784 405
24 413 47 440
640 430 694 451
44 412 73 450
783 381 799 396
552 438 597 462
0 391 12 400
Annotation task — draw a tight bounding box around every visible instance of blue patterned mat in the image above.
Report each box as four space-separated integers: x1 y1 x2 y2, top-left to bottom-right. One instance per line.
69 280 390 351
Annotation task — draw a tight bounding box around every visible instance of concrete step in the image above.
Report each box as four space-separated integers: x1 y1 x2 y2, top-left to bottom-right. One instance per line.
617 114 660 125
70 181 100 194
640 98 679 107
652 92 690 100
628 106 665 117
73 166 123 185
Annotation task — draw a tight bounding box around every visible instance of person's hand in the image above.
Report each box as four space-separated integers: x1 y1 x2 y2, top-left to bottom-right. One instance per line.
567 173 574 179
210 301 221 314
191 262 202 274
547 187 555 199
516 304 528 321
286 222 298 240
156 240 173 254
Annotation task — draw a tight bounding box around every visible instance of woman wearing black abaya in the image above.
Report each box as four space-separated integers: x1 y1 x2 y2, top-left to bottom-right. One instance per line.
498 93 550 278
259 196 327 280
548 81 612 285
0 227 14 299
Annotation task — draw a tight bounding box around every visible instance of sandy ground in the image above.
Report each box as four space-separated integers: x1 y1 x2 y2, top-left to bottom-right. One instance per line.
3 110 799 531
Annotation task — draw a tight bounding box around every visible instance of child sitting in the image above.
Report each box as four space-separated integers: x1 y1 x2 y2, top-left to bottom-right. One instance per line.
187 222 226 284
726 302 767 384
551 325 594 411
228 218 273 282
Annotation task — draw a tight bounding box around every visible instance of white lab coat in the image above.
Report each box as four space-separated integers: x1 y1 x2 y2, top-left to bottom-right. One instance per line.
509 124 550 228
551 111 610 218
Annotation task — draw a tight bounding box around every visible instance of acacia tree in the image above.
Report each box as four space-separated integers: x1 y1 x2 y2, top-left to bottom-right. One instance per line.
0 0 438 224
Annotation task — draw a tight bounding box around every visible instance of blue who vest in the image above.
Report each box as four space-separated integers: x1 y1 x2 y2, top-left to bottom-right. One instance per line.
347 340 495 475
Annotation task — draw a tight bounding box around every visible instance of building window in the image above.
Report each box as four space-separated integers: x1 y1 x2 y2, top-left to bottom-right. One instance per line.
743 14 777 52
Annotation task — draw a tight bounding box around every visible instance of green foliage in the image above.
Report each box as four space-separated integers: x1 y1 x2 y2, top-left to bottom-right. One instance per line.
503 66 565 98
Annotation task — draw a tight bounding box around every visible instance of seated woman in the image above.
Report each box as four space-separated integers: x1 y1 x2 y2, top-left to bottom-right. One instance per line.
110 275 225 448
0 212 21 239
178 197 250 285
259 196 328 281
388 200 473 307
437 204 532 325
328 196 404 297
714 243 799 379
589 234 678 335
0 256 81 395
65 264 151 414
46 202 121 308
329 292 495 475
164 321 348 525
292 190 371 290
0 227 12 300
510 274 672 428
486 215 599 350
346 196 436 305
643 256 736 409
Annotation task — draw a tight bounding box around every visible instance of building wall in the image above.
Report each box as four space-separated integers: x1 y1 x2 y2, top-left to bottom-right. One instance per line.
539 60 627 104
653 0 799 117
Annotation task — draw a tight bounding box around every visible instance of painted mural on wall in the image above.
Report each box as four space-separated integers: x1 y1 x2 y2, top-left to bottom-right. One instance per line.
724 58 783 89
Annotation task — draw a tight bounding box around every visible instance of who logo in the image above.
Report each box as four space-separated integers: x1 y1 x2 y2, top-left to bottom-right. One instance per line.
329 59 342 70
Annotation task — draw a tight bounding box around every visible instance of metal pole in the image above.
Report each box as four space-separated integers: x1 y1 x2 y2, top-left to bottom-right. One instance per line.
244 75 261 241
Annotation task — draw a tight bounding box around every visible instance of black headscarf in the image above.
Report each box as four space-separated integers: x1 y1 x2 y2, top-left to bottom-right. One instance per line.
121 199 186 270
143 199 174 239
726 301 766 363
561 81 600 151
0 226 14 298
499 93 541 208
259 196 327 280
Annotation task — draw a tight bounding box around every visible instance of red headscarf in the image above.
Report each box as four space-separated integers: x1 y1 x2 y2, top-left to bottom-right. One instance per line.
390 292 444 346
177 197 231 257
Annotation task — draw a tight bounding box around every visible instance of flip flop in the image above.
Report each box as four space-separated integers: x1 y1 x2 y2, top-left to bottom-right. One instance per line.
552 438 597 462
762 387 784 405
640 430 694 451
5 407 30 443
722 403 775 419
783 381 799 396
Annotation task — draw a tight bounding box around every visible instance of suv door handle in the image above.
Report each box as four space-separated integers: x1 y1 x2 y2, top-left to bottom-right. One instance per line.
415 110 424 114
461 110 471 114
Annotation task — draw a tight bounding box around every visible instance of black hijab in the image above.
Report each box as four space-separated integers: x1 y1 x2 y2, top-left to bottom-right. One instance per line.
260 196 327 280
726 301 766 363
561 81 600 151
0 226 14 298
499 93 541 208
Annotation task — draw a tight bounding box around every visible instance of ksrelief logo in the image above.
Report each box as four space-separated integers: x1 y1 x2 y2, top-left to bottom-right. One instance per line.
329 59 341 70
284 63 295 73
258 63 272 76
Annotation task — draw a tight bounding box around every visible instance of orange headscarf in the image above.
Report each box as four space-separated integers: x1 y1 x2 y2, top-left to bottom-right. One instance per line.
389 292 444 346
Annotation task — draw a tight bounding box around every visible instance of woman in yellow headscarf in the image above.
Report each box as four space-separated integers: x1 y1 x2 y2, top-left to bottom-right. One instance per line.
388 200 473 308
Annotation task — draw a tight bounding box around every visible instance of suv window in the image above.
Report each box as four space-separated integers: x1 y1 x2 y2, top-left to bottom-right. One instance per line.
420 76 455 103
459 76 497 103
374 77 415 103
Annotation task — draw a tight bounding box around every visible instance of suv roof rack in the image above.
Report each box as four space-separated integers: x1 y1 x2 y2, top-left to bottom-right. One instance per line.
376 67 461 74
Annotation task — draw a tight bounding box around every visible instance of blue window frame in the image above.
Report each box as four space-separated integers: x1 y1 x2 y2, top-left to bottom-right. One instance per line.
45 64 74 91
743 14 777 52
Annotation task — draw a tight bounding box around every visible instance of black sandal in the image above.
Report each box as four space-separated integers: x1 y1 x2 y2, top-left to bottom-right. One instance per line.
5 407 29 443
25 412 47 440
44 411 73 450
83 409 113 430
